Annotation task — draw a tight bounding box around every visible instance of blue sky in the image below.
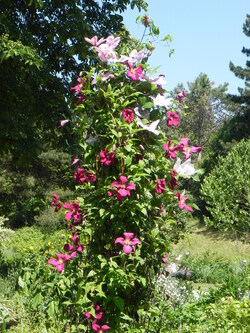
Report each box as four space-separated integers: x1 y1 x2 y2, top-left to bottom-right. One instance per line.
123 0 249 94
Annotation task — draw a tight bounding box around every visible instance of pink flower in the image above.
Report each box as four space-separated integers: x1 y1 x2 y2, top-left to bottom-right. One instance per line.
59 119 70 127
179 138 202 160
85 304 104 322
126 62 144 81
87 170 97 182
167 112 179 127
100 148 115 166
108 176 136 204
92 323 110 332
144 74 167 86
142 15 150 27
64 232 84 258
162 254 168 264
177 89 186 103
74 167 87 184
176 191 193 212
118 49 145 64
164 139 182 159
63 201 82 224
48 253 72 273
115 232 141 255
51 194 61 212
155 179 166 194
169 170 178 190
84 36 106 46
122 108 134 123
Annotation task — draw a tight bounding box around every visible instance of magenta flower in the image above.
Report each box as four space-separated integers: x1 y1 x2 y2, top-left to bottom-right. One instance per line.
100 148 115 166
169 170 178 190
108 176 136 204
63 201 82 224
177 89 186 103
179 138 202 160
85 304 104 322
176 191 193 212
122 108 134 123
48 253 72 273
92 323 110 333
115 232 141 255
164 139 182 159
74 167 87 184
142 15 150 27
126 62 144 81
64 233 84 258
87 170 97 182
162 254 168 264
51 194 61 212
167 112 179 127
155 178 166 194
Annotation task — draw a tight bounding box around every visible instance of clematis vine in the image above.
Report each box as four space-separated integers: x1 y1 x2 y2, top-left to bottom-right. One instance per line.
108 176 136 204
51 194 61 212
166 111 179 127
169 170 178 190
64 233 84 258
100 148 115 166
115 232 141 255
151 94 173 109
84 36 106 46
155 178 166 194
122 108 134 123
173 157 196 177
64 201 82 224
87 170 97 183
91 72 115 85
136 118 160 135
126 62 144 81
92 323 111 333
144 74 167 86
74 167 87 184
119 49 145 64
177 89 186 103
176 191 193 212
179 138 202 160
48 253 72 273
164 139 182 159
85 304 104 322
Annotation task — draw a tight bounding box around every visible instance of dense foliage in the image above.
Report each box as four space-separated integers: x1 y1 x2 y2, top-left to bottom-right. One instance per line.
201 139 250 232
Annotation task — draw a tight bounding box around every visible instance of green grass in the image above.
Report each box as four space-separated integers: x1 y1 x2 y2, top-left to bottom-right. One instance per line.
174 218 250 263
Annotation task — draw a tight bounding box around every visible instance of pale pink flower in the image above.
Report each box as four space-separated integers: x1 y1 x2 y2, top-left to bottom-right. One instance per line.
118 49 145 64
84 36 106 46
115 232 141 255
59 119 70 127
144 74 167 86
176 191 193 212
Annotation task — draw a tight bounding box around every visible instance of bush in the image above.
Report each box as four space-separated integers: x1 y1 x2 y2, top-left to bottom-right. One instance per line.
201 139 250 232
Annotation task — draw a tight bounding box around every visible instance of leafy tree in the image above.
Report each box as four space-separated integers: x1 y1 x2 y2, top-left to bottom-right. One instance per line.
176 73 228 150
0 0 148 164
201 139 250 233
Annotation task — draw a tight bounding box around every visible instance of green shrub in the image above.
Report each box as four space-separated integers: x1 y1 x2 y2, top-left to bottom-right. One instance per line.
201 139 250 232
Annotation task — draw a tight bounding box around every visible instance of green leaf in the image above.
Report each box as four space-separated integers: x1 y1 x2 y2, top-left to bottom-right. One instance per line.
114 296 124 312
32 292 43 309
87 270 97 278
47 301 56 319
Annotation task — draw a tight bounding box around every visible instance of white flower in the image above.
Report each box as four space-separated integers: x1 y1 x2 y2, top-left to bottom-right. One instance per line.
134 106 150 119
144 74 167 86
173 157 196 177
151 94 173 109
167 262 179 275
136 118 160 136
